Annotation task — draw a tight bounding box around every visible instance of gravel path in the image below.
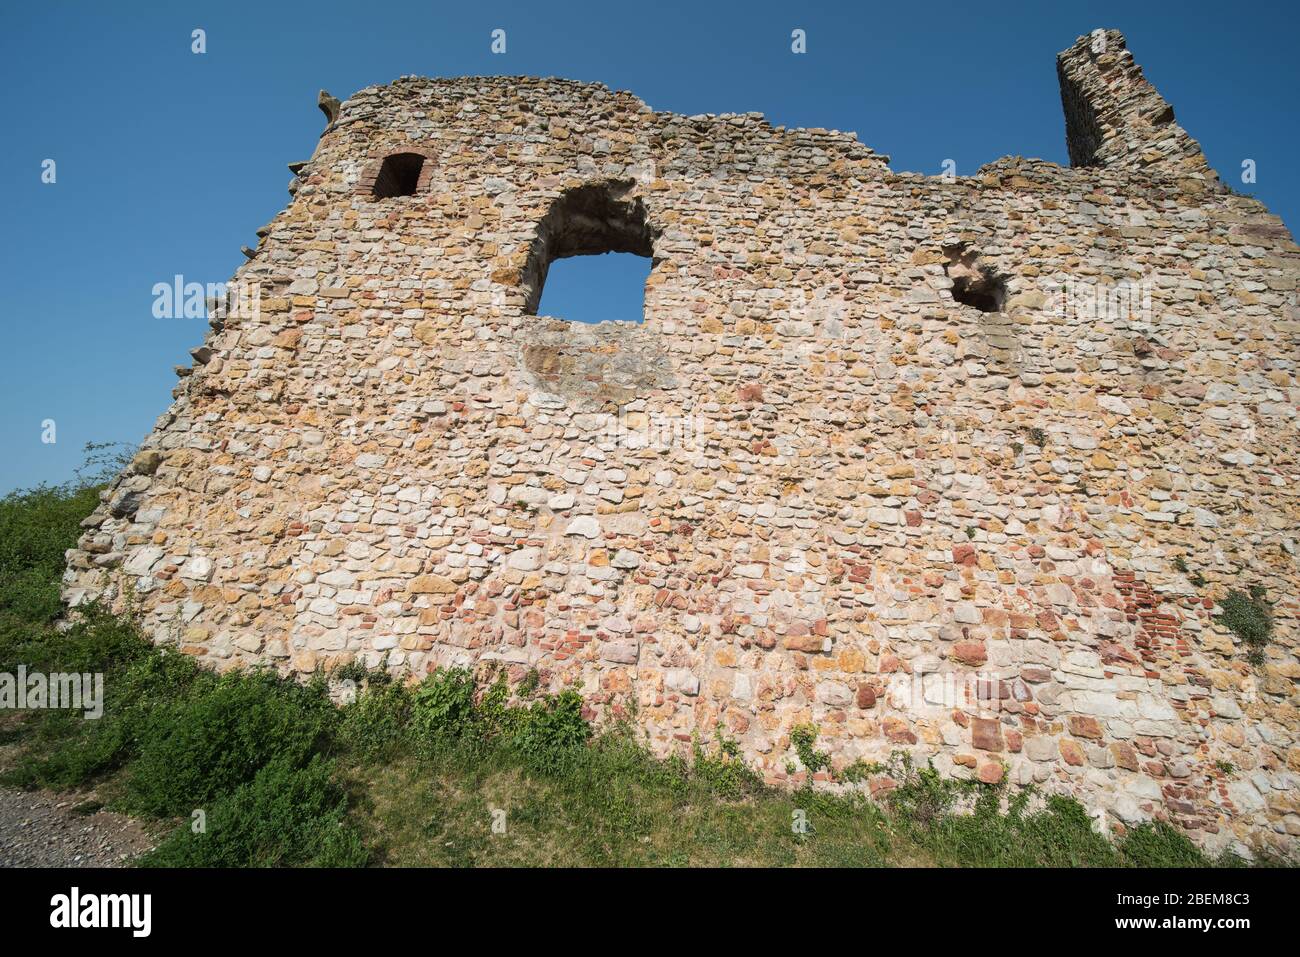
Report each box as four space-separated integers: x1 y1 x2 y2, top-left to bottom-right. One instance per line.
0 787 157 867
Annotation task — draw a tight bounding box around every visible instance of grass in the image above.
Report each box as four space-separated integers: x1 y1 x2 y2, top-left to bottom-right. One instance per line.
0 474 1273 868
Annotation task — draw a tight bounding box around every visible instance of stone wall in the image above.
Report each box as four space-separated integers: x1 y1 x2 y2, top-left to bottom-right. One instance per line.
63 29 1298 856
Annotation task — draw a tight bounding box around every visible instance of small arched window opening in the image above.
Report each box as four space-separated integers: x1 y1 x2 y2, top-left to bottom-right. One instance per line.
523 180 654 324
372 152 425 199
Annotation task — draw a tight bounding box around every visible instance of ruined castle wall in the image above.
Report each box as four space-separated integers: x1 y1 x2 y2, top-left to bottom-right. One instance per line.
64 31 1298 855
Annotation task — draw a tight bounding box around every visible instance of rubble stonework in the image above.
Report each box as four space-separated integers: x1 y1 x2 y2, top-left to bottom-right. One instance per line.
63 29 1298 856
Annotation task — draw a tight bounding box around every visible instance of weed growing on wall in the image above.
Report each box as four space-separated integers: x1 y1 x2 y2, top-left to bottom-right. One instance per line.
1219 586 1275 666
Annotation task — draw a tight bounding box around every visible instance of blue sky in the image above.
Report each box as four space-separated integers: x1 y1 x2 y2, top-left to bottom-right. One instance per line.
1 0 1296 494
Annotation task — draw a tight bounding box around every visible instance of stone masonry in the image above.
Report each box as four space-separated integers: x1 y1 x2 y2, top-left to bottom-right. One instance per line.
63 30 1298 856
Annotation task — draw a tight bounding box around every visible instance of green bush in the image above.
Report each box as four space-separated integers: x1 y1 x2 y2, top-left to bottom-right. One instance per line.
508 689 591 773
0 602 147 678
1 612 203 791
141 755 366 867
124 669 337 816
339 668 597 776
337 678 414 760
883 753 970 827
408 667 478 744
691 726 762 799
789 723 832 778
0 484 102 628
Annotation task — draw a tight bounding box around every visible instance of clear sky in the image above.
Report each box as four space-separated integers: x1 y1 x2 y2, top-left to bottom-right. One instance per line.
2 0 1296 494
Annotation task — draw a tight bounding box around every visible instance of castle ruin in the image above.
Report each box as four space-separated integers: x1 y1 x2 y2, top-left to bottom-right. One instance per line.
63 30 1299 856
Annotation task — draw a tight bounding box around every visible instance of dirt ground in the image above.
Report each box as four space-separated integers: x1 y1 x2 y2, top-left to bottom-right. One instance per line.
0 713 156 867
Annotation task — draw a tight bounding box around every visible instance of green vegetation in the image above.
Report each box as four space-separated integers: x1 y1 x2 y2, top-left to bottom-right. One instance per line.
142 755 365 867
0 483 102 628
0 472 1269 868
1219 585 1274 666
789 723 832 777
